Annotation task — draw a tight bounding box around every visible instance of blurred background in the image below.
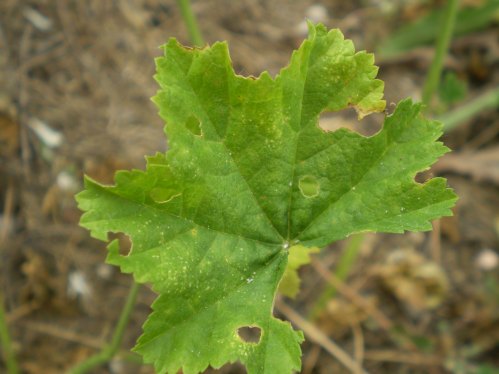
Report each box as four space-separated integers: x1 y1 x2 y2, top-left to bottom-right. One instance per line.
0 0 498 373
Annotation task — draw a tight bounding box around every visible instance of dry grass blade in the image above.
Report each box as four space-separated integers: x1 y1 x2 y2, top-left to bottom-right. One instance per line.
0 178 14 245
24 321 104 349
352 322 365 372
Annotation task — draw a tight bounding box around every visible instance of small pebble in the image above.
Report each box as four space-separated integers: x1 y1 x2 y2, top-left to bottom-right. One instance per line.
96 263 114 280
475 248 498 271
306 4 329 23
57 171 79 192
23 6 53 31
296 4 329 36
68 271 91 298
29 117 63 148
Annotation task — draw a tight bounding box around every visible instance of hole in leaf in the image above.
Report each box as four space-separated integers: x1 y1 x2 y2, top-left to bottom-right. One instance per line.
108 232 132 256
237 326 262 344
299 175 319 198
185 115 202 136
150 187 180 204
318 109 383 136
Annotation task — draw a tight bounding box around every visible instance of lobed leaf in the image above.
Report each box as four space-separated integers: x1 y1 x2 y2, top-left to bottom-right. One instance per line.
77 23 457 373
279 245 319 298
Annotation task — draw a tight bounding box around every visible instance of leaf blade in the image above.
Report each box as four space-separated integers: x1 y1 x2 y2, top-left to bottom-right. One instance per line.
76 23 456 374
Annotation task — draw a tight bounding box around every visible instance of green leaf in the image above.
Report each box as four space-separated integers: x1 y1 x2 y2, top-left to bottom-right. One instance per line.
76 23 457 373
279 245 319 298
439 71 468 105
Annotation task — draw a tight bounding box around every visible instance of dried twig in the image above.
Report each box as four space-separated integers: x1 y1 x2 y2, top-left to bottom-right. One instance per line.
5 301 39 324
311 259 393 331
24 320 104 349
466 120 499 150
276 299 370 374
17 24 34 181
364 350 442 366
430 220 442 264
351 322 364 373
302 344 321 374
0 177 14 245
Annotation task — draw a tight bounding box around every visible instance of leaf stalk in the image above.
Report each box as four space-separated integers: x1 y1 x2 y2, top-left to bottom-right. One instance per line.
438 87 499 132
308 234 365 319
176 0 204 47
68 282 140 374
422 0 460 106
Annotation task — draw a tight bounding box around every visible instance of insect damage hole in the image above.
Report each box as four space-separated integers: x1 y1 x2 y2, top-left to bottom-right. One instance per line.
185 115 202 136
108 232 132 256
237 326 262 344
318 108 384 136
298 175 319 198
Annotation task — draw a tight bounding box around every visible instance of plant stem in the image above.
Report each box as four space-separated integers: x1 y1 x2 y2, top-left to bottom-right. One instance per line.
119 351 143 364
422 0 460 106
0 290 19 374
176 0 204 46
308 234 365 319
438 87 499 132
68 282 140 374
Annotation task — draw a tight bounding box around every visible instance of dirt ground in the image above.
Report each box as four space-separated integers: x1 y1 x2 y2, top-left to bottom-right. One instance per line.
0 1 498 373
